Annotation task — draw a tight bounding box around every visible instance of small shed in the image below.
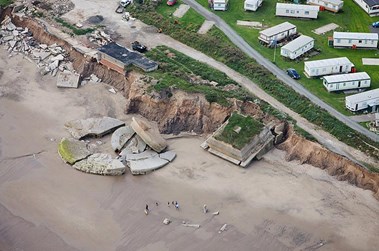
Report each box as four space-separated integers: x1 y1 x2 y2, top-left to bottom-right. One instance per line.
244 0 263 11
213 0 229 11
304 57 355 77
352 0 379 16
345 88 379 112
280 35 314 59
333 32 379 49
276 3 319 19
323 72 371 92
258 22 297 45
307 0 343 13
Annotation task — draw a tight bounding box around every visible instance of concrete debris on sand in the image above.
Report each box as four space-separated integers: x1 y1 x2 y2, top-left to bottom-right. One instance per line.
131 116 167 153
57 70 80 88
88 30 112 46
111 125 135 151
163 218 171 225
182 223 200 229
58 138 91 165
0 15 74 78
218 224 228 233
119 134 147 156
65 117 125 139
128 155 169 175
73 153 125 175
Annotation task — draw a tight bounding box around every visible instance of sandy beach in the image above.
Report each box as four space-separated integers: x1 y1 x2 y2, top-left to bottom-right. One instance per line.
1 48 379 251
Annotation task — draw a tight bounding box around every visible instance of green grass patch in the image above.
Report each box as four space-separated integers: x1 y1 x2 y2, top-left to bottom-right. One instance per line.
215 112 264 149
55 18 94 35
196 0 379 115
0 0 12 7
130 1 379 159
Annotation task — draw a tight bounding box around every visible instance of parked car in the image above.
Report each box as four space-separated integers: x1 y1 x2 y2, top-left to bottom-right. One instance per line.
120 0 131 7
373 21 379 28
287 68 300 79
167 0 177 6
132 41 147 53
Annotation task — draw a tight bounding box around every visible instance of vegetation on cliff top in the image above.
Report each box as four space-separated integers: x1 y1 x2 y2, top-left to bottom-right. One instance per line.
215 112 264 150
0 0 12 7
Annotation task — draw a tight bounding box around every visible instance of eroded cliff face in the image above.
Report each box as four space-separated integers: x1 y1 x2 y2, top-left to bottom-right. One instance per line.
278 129 379 199
124 74 279 134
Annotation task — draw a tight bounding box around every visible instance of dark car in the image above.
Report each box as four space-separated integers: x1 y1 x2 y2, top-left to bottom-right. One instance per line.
373 21 379 28
287 68 300 79
167 0 177 6
132 41 147 53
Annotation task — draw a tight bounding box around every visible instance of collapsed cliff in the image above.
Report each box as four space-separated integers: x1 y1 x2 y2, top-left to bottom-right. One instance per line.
278 129 379 199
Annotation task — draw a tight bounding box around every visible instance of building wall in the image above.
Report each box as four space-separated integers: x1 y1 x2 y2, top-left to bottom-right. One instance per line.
323 78 371 92
98 53 126 74
307 0 343 12
305 63 353 77
346 97 379 111
281 40 314 59
259 27 297 44
276 7 318 19
334 38 378 48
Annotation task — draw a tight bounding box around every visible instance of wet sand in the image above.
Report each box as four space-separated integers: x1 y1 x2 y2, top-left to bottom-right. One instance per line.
1 49 379 251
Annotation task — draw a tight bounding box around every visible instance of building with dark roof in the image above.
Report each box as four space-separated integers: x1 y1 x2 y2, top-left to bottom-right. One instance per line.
353 0 379 16
97 42 158 74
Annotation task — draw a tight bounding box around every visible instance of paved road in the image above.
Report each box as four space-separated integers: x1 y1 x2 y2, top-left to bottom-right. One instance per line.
183 0 379 143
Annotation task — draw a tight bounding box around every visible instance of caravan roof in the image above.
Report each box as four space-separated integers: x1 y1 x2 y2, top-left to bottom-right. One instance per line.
281 35 314 52
334 32 378 40
259 22 296 37
276 3 320 11
323 72 370 83
304 57 353 69
345 88 379 104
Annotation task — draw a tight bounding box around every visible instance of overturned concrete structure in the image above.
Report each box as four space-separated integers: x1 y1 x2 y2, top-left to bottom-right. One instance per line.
202 113 285 167
73 153 126 175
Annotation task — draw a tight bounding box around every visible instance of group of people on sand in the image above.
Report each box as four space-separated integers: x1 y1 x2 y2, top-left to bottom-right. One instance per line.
145 201 180 215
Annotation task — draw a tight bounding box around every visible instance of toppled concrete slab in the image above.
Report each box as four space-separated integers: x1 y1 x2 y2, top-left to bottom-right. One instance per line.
111 125 135 151
130 117 167 153
159 151 176 162
173 4 190 18
65 117 125 139
236 20 263 28
312 23 339 35
197 20 215 34
125 149 158 161
56 70 80 88
128 155 169 175
119 134 147 157
58 138 91 165
362 58 379 66
73 153 125 175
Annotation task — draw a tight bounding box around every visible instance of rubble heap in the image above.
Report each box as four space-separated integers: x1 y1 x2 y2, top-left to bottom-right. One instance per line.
0 16 75 77
88 30 113 46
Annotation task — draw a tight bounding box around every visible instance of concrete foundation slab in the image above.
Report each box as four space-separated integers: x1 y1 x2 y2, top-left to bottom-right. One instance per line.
73 153 125 175
58 138 91 165
197 20 215 35
65 117 125 139
173 4 190 18
362 58 379 65
111 125 135 151
56 71 80 88
128 155 169 175
312 23 339 35
159 151 176 162
236 20 263 28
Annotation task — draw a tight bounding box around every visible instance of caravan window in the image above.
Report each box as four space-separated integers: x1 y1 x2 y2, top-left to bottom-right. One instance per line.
286 10 289 13
291 10 295 14
305 11 309 15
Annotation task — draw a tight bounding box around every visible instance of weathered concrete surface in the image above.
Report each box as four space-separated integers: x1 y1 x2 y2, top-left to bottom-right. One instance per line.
173 4 190 18
58 138 91 165
130 117 167 153
312 23 339 35
56 70 80 88
362 58 379 66
197 20 215 34
236 20 262 28
125 150 158 161
73 153 125 175
65 117 125 139
128 155 169 175
119 134 147 158
111 125 135 151
159 151 176 162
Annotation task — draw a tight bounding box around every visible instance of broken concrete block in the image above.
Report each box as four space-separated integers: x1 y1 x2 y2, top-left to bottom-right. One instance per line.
73 153 126 175
182 223 200 228
50 54 64 62
56 71 80 88
32 50 51 61
125 150 158 161
65 117 125 139
159 151 176 162
130 116 167 153
163 218 171 225
127 155 169 175
2 36 13 42
111 125 135 151
39 44 48 49
119 134 146 158
6 22 16 31
218 224 227 233
90 74 100 82
58 138 91 165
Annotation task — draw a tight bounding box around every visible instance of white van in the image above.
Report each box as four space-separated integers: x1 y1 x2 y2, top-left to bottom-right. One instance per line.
213 0 229 11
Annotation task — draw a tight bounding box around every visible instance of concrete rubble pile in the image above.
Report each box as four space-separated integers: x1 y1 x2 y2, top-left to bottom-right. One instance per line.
88 30 113 46
58 116 176 176
0 15 77 79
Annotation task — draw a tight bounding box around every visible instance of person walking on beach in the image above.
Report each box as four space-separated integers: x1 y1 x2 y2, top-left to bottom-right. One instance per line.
145 204 149 215
203 204 208 214
175 201 179 210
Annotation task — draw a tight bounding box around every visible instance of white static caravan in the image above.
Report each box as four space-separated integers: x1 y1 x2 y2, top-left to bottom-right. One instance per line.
304 57 355 77
353 0 379 16
323 72 371 92
275 3 320 19
244 0 263 11
213 0 229 11
333 32 379 49
345 88 379 112
307 0 343 13
258 22 297 45
280 35 314 59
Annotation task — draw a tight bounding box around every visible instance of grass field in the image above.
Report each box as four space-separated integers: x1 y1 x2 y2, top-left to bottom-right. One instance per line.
197 0 379 115
0 0 12 7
